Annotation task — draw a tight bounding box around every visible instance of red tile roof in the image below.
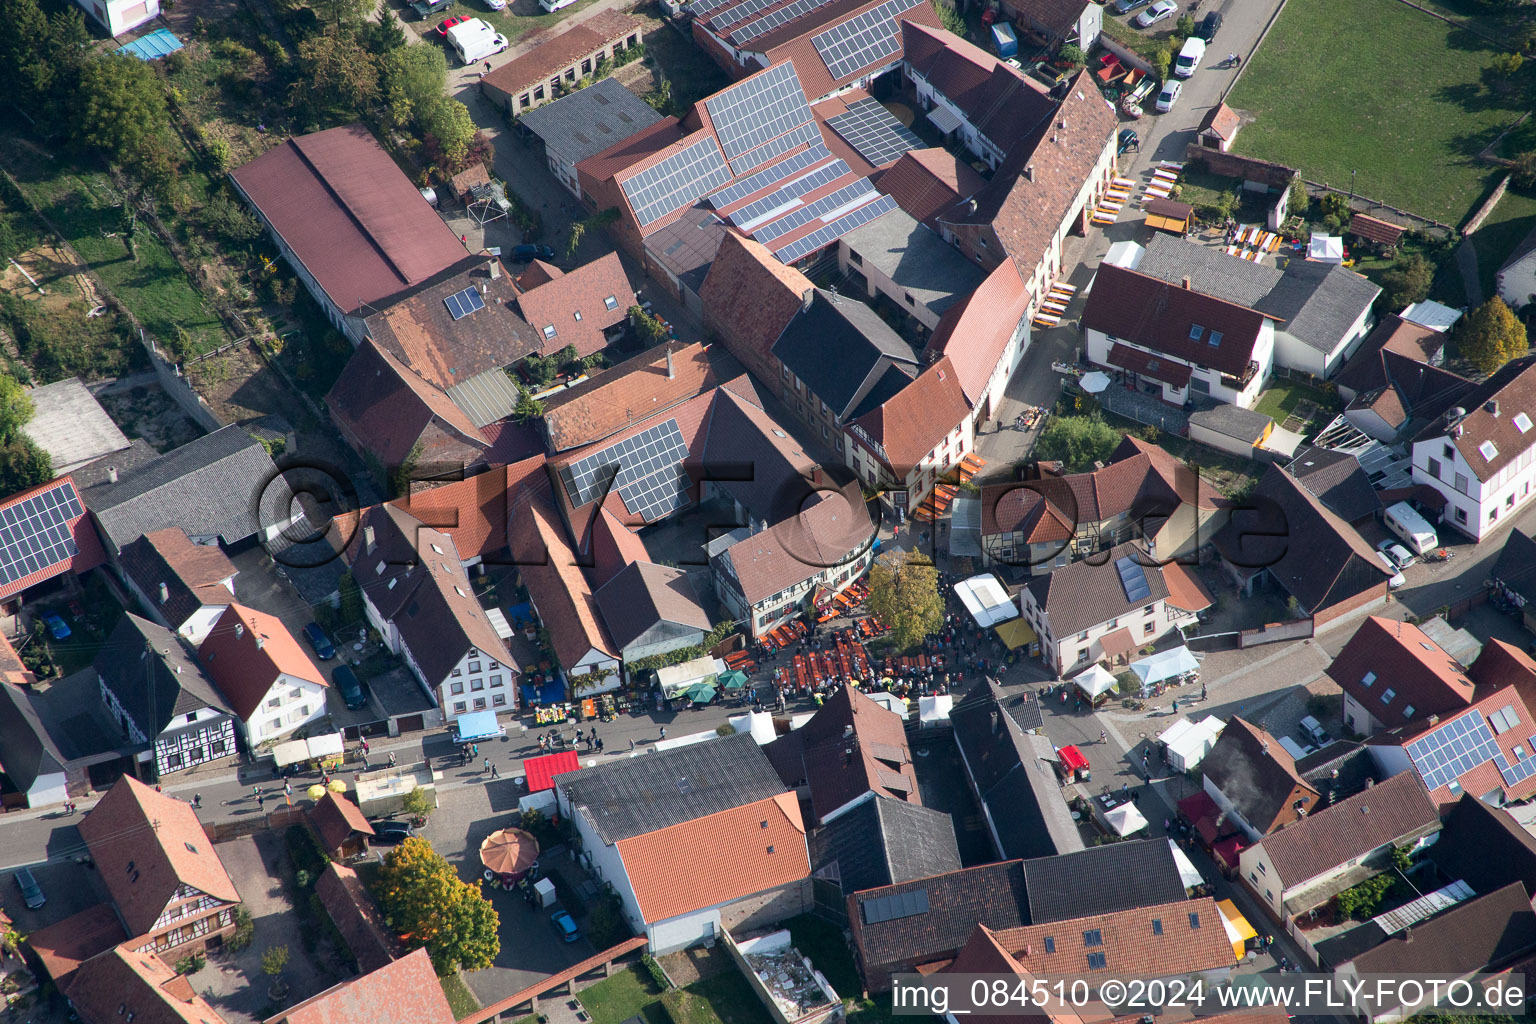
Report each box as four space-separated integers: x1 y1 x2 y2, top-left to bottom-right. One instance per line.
309 791 374 855
511 490 617 671
1161 561 1213 613
519 260 563 290
271 947 455 1024
1107 341 1195 388
756 0 943 103
541 341 723 452
855 355 971 470
720 482 874 605
0 475 106 602
1083 265 1269 378
1437 357 1536 481
78 776 240 938
902 22 1055 149
877 147 985 227
523 750 580 792
989 897 1236 977
576 115 689 189
327 339 490 468
1326 616 1475 730
765 686 918 821
68 943 232 1024
700 233 811 380
1334 314 1447 396
1377 684 1536 805
516 252 637 359
1349 213 1406 246
924 260 1027 408
1254 770 1436 886
198 604 327 722
480 12 643 99
616 792 808 923
388 456 548 560
26 904 127 990
230 125 466 316
1198 102 1242 142
314 862 399 975
587 506 650 588
1470 639 1536 704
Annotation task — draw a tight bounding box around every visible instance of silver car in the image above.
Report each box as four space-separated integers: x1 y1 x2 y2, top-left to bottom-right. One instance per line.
1155 79 1182 113
1135 0 1178 27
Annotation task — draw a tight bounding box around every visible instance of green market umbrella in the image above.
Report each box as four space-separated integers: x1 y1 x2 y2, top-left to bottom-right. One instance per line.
686 683 718 704
718 670 749 691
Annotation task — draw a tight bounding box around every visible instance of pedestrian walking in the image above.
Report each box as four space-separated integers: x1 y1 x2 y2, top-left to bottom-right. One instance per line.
596 738 604 753
483 60 491 72
1121 783 1130 799
388 751 397 768
1099 729 1107 744
362 739 369 755
659 727 667 741
1172 698 1179 712
483 758 491 774
629 738 636 752
193 794 201 809
472 743 479 758
253 785 261 801
491 764 500 779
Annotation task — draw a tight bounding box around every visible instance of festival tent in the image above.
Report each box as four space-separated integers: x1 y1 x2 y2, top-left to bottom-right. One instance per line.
919 694 954 726
1159 715 1225 771
1168 839 1204 889
1129 646 1199 686
954 574 1018 627
1104 802 1148 837
1073 664 1119 700
1217 899 1257 960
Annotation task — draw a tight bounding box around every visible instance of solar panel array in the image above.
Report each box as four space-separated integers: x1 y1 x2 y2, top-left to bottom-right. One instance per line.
707 0 779 33
0 481 83 587
1115 556 1152 604
704 62 814 162
730 0 834 45
859 889 929 925
708 143 830 209
727 120 823 175
557 420 691 523
774 193 895 262
729 160 852 229
1500 744 1536 787
751 180 878 243
685 0 736 17
826 97 923 166
812 0 924 81
1406 711 1502 792
622 138 734 227
443 286 485 321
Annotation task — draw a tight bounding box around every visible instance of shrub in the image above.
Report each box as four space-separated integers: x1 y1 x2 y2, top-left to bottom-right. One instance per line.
174 952 207 974
641 953 671 989
584 892 632 949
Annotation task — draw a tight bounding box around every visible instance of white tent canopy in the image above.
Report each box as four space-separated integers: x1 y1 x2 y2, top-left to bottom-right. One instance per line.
1159 715 1225 771
919 694 954 725
1308 233 1344 263
868 692 909 719
1073 664 1118 699
728 711 777 745
1105 802 1148 837
1130 646 1200 685
1169 839 1204 889
954 574 1018 628
656 656 725 696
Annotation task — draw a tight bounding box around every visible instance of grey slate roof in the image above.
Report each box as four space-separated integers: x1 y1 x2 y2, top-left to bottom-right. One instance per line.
850 859 1030 970
1020 838 1188 923
95 613 231 738
520 79 665 168
593 561 711 654
772 290 918 422
1429 793 1536 897
1284 447 1382 523
840 208 985 321
950 680 1084 860
810 796 963 895
81 426 290 550
556 731 786 845
20 378 131 475
1189 403 1275 443
0 680 66 793
1136 234 1381 355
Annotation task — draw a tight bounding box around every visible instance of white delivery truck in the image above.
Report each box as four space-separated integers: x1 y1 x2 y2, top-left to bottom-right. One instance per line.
1384 500 1439 555
447 18 508 65
1174 36 1206 77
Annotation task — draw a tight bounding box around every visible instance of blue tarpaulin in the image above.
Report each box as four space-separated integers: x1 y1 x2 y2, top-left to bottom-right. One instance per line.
520 678 566 706
118 28 184 60
453 710 503 742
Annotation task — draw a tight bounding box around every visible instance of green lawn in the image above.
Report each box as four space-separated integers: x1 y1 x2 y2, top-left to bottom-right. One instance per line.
663 973 772 1024
440 973 482 1020
1472 190 1536 301
1228 0 1535 225
1252 379 1340 430
582 965 672 1024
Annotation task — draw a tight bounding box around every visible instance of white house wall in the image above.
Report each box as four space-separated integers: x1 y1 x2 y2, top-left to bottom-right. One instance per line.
1414 432 1536 541
244 675 328 746
438 646 516 721
27 771 69 808
649 907 724 954
1497 252 1536 311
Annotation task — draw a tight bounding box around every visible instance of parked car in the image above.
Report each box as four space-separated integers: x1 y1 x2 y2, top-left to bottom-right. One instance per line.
372 821 417 845
550 909 581 943
302 622 335 661
41 613 70 640
484 0 506 9
409 0 453 19
1197 10 1222 41
1118 128 1140 154
1154 79 1182 113
435 13 471 34
1376 538 1417 570
334 665 368 711
1373 551 1406 589
509 243 556 262
14 867 45 910
1113 0 1151 13
1134 0 1177 27
1174 35 1206 77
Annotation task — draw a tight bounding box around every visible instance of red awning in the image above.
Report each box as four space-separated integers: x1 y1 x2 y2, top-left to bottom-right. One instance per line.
1212 835 1249 869
1059 745 1090 772
1099 627 1138 659
1108 343 1194 389
522 750 580 792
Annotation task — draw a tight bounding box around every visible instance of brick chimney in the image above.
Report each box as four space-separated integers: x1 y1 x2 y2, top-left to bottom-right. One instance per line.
666 348 675 380
1182 276 1192 289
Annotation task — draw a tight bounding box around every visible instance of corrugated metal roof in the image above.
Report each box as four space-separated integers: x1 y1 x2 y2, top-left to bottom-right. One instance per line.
447 366 523 427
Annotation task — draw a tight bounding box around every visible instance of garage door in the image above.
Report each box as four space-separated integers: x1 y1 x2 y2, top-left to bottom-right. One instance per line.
396 714 425 734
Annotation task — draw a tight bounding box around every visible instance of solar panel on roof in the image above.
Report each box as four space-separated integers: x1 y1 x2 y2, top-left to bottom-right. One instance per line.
750 180 879 243
859 888 929 924
1115 556 1152 604
0 480 83 587
811 0 924 81
558 419 691 521
1406 711 1502 791
704 63 814 163
443 286 486 321
727 120 824 176
708 144 831 209
826 97 923 167
773 193 896 262
622 138 734 227
708 0 780 31
729 0 836 44
729 159 852 229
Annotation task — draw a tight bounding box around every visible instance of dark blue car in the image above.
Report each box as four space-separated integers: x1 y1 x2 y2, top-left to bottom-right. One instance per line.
334 665 368 710
302 622 335 660
509 243 556 262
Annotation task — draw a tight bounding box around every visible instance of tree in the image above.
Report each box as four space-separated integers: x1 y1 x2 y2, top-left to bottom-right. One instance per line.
0 373 35 441
1513 150 1536 192
866 551 943 652
1175 13 1194 37
1379 252 1433 310
421 98 477 169
564 221 586 261
1491 51 1524 76
1058 44 1086 67
1287 177 1309 219
513 388 544 423
1150 45 1171 81
261 944 290 977
311 0 375 27
378 837 500 975
1459 296 1529 374
293 34 379 124
0 0 54 102
401 787 434 823
628 305 668 348
0 221 22 267
931 0 965 36
1033 415 1122 472
76 55 178 189
379 43 448 127
360 4 407 52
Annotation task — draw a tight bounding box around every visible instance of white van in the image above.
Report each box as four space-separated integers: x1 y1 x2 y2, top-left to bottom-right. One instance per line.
539 0 578 11
1174 36 1206 77
447 18 509 65
1383 500 1439 555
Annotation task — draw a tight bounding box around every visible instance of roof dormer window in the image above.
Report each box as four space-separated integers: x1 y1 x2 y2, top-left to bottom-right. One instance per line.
604 295 619 310
1480 440 1499 461
1189 324 1204 340
574 311 583 321
1208 330 1223 347
543 325 557 340
1361 671 1376 687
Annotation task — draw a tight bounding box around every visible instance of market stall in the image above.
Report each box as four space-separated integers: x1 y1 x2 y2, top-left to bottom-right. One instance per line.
1168 839 1204 890
1129 647 1200 693
1104 802 1148 837
656 656 725 699
954 574 1018 628
1072 664 1119 704
272 733 346 774
452 709 506 743
1217 899 1257 960
919 694 954 727
1158 715 1225 771
995 617 1037 653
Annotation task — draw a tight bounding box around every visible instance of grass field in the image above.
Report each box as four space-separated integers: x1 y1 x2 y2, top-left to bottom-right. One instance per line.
440 973 482 1020
1228 0 1535 225
1472 190 1536 300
